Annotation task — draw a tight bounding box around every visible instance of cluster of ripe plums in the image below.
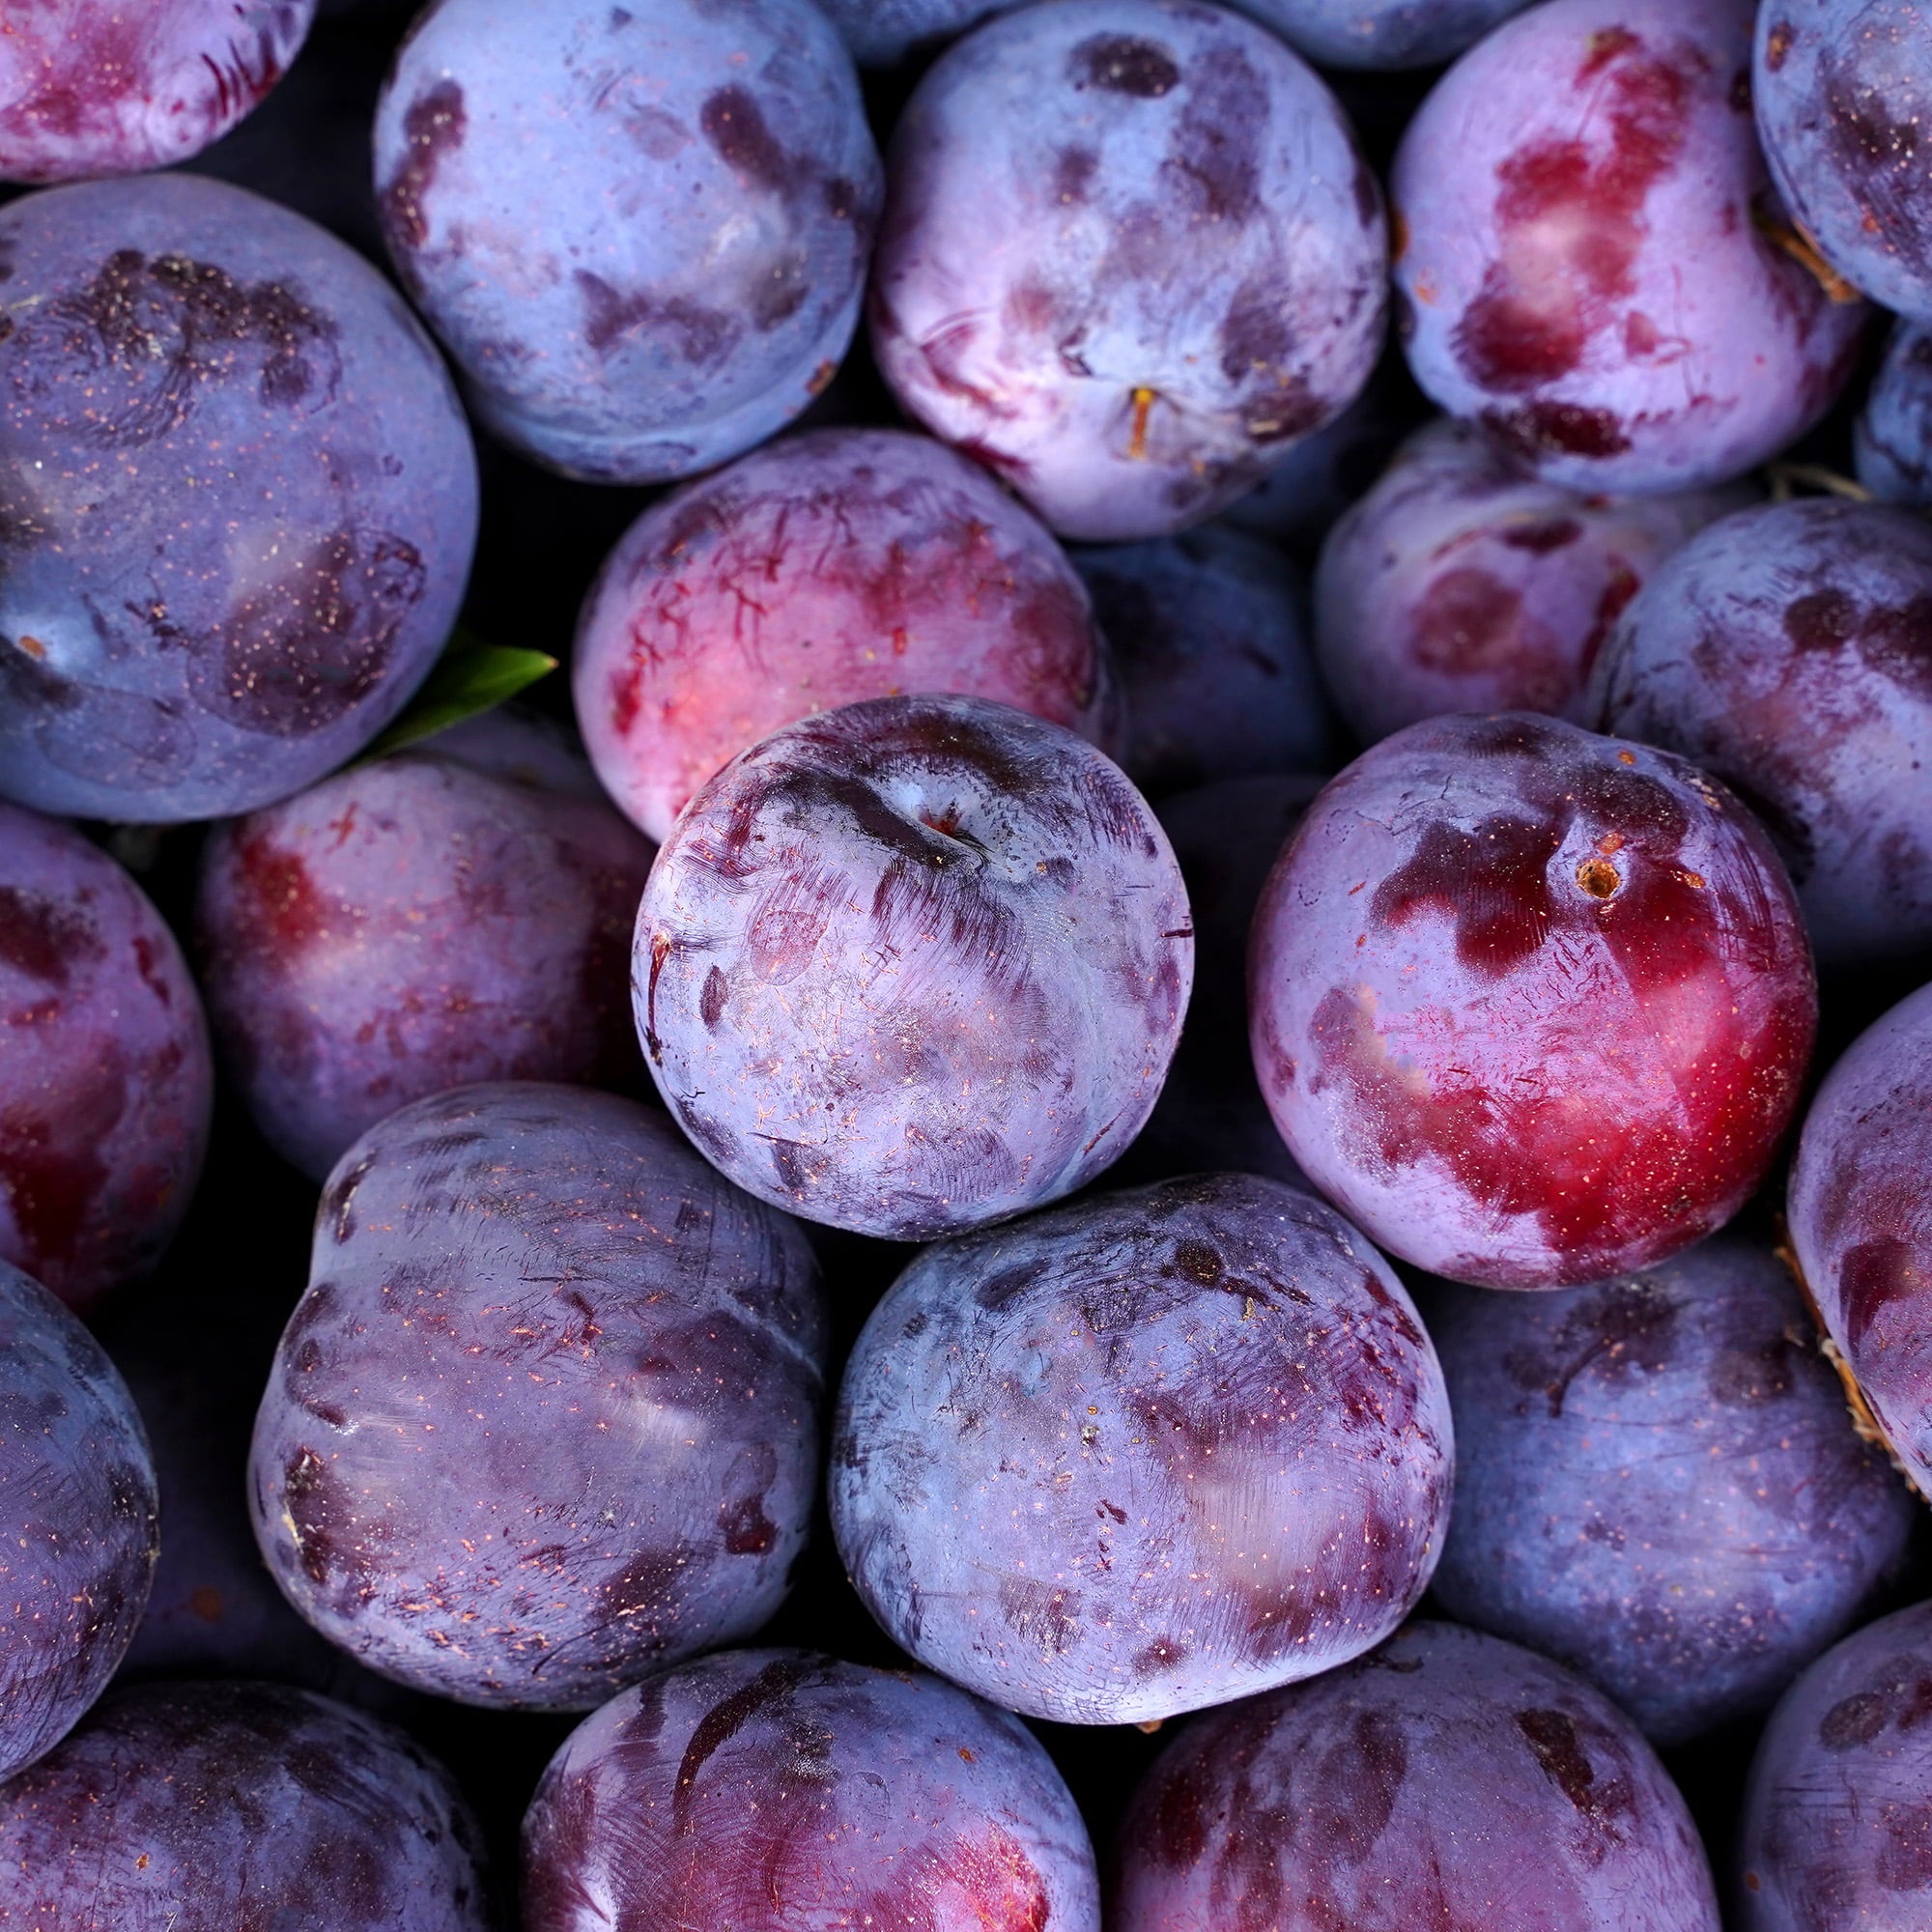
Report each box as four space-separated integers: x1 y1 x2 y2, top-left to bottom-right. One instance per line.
6 0 1932 1927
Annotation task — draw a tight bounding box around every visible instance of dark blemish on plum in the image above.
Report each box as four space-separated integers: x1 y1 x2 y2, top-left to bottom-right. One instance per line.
1373 813 1562 976
1145 1762 1210 1865
1505 1284 1677 1418
1067 34 1180 97
576 270 734 364
283 1447 356 1589
977 1262 1043 1312
380 80 469 254
1765 20 1794 70
999 1575 1080 1654
1164 43 1265 225
234 832 331 950
0 1105 114 1269
0 889 99 984
672 1656 813 1831
1481 401 1634 459
1577 855 1621 897
1517 1708 1634 1820
1218 286 1294 386
1821 1690 1890 1748
1840 1236 1918 1353
1501 517 1582 553
1055 147 1098 203
700 87 788 193
1172 1239 1224 1285
699 965 729 1028
1411 568 1523 673
1133 1636 1189 1675
718 1491 776 1554
1708 1332 1797 1405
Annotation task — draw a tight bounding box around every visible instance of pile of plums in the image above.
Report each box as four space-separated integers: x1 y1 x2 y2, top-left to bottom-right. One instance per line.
5 0 1932 1926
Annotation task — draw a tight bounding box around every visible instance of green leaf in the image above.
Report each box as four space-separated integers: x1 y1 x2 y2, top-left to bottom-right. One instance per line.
355 627 559 763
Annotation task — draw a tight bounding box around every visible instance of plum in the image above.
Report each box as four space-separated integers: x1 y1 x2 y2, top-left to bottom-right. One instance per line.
0 1261 157 1786
830 1173 1453 1724
196 710 656 1181
1739 1599 1932 1930
869 0 1388 540
0 1 317 185
1857 320 1932 506
1392 0 1868 495
1589 497 1932 964
1425 1232 1917 1747
1113 1619 1721 1932
635 693 1191 1239
572 427 1119 843
1316 417 1745 745
0 173 478 823
521 1649 1100 1931
811 0 1031 64
1233 0 1537 70
1073 522 1336 795
248 1082 827 1709
0 1679 487 1930
1788 980 1932 1498
374 0 881 484
0 801 213 1314
1249 713 1817 1290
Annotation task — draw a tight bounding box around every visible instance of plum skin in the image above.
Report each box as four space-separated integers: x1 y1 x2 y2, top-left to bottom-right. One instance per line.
0 1262 158 1787
1857 319 1932 505
521 1649 1101 1932
1425 1232 1917 1747
573 427 1119 843
248 1082 828 1711
635 692 1192 1241
1113 1619 1721 1932
1249 712 1817 1290
1788 980 1932 1499
830 1173 1454 1725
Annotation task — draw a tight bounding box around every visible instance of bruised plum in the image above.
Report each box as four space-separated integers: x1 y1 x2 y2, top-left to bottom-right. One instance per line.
1788 980 1932 1499
1113 1620 1721 1932
870 0 1388 540
1249 713 1817 1289
1589 497 1932 965
520 1649 1100 1931
1316 417 1745 744
1426 1233 1917 1747
1392 0 1868 495
0 1262 156 1786
831 1174 1453 1723
635 693 1191 1239
573 428 1118 842
196 711 655 1180
374 0 881 483
0 802 213 1313
0 174 478 823
1858 319 1932 506
0 1 317 185
0 1680 487 1930
248 1083 827 1709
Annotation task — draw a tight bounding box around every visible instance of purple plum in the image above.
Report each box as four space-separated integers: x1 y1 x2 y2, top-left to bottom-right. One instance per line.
0 172 479 823
869 0 1388 540
1249 713 1818 1289
374 0 881 483
520 1649 1101 1931
248 1082 827 1709
1234 0 1537 70
812 0 1032 64
0 800 213 1314
830 1173 1453 1723
1857 319 1932 506
635 693 1192 1239
1113 1620 1721 1932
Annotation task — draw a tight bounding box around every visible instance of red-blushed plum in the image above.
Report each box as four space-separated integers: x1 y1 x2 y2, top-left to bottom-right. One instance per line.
1858 320 1932 506
1137 776 1320 1184
0 1680 487 1930
247 1083 827 1710
1391 0 1868 495
1588 498 1932 965
1249 713 1817 1290
573 427 1119 843
829 1175 1453 1724
0 802 213 1314
373 0 880 484
869 0 1388 541
0 1262 156 1786
1788 980 1932 1498
1072 523 1336 796
1424 1233 1917 1747
636 693 1191 1239
196 711 656 1181
0 174 479 824
1738 1600 1932 1930
520 1649 1100 1931
0 1 317 184
1316 418 1746 744
1112 1620 1721 1932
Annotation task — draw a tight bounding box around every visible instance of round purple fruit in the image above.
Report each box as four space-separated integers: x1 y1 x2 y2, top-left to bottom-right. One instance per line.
1113 1620 1720 1932
831 1174 1453 1723
870 0 1387 540
374 0 881 483
0 173 479 823
0 801 213 1314
249 1082 827 1709
521 1650 1100 1931
1857 319 1932 507
1250 713 1817 1289
637 693 1191 1239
